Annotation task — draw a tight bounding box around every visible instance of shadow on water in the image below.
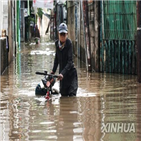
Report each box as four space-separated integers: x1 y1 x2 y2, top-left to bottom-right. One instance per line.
0 37 141 141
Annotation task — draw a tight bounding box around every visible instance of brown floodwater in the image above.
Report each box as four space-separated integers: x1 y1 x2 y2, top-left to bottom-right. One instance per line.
0 38 141 141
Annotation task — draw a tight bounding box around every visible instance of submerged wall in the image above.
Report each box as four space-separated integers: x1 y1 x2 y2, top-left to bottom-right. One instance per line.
0 38 8 75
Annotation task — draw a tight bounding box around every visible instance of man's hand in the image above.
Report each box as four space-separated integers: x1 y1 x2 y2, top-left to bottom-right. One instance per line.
46 81 51 87
50 71 54 74
57 74 63 80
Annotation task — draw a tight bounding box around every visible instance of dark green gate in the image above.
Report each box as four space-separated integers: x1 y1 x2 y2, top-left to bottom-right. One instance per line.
100 1 137 74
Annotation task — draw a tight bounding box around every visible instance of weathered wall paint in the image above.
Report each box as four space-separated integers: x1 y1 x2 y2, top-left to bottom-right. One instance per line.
67 1 137 75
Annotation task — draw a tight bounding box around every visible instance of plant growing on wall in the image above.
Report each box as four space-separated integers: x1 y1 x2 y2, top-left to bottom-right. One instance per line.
37 8 43 19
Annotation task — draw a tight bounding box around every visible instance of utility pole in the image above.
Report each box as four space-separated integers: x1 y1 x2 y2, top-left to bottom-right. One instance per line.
137 1 141 83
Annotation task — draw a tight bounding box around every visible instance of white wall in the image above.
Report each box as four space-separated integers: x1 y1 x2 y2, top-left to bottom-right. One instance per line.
0 1 3 36
36 8 50 37
57 0 66 3
41 12 50 37
0 0 8 36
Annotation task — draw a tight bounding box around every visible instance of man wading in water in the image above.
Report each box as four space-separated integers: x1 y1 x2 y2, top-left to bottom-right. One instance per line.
51 23 78 96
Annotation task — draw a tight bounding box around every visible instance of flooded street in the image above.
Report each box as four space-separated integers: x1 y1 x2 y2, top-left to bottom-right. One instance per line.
0 38 141 141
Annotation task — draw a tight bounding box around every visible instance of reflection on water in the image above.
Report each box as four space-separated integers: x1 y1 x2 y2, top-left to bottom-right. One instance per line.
0 38 141 141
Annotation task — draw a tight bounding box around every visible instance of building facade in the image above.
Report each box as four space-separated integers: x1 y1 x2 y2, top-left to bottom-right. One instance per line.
0 0 16 74
67 1 137 75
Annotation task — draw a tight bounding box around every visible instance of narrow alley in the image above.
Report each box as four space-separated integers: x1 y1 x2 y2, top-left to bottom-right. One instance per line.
1 0 141 141
0 37 141 141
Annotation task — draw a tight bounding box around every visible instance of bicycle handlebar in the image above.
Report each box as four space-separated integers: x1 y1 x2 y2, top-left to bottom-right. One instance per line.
35 72 59 78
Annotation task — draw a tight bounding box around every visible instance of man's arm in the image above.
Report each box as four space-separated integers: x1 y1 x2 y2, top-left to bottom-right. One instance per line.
52 51 58 74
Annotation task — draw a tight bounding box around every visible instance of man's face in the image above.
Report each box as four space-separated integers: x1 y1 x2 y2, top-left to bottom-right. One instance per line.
59 33 67 43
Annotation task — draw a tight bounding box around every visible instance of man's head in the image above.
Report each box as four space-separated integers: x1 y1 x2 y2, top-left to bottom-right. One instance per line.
58 23 68 43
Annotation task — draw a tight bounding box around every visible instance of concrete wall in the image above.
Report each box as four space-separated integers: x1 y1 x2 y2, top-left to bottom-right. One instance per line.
8 0 14 64
67 1 86 61
67 2 77 56
0 2 2 36
67 1 100 72
88 2 100 72
0 0 8 36
40 9 50 37
0 0 15 75
20 1 25 42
